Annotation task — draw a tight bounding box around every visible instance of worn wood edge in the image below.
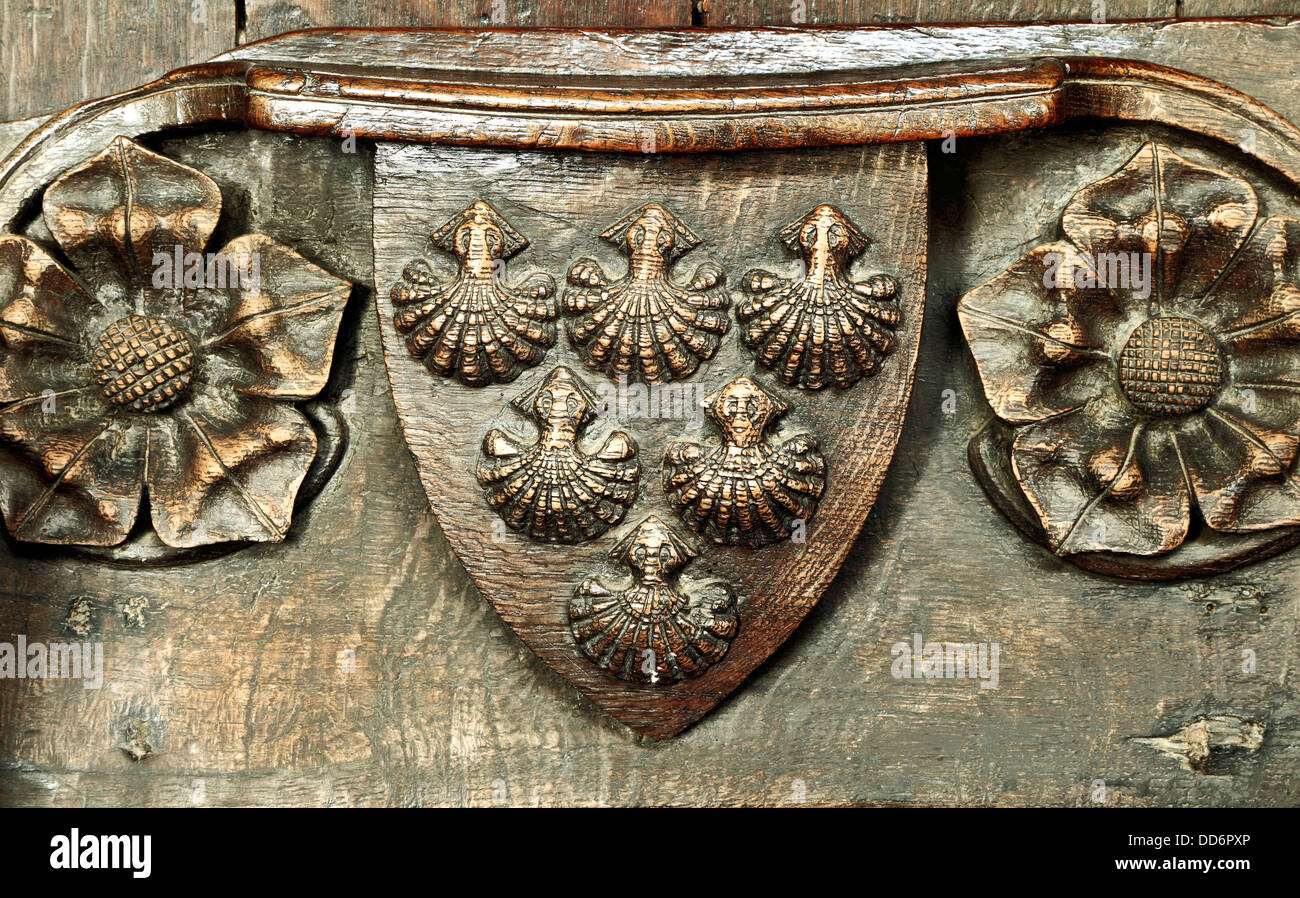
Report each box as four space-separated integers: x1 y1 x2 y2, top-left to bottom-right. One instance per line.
216 22 1300 75
1061 57 1300 192
4 29 1300 224
243 59 1066 114
0 63 250 226
244 58 1061 153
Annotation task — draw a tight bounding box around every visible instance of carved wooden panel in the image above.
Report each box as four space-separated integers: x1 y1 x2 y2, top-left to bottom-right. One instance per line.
2 18 1299 808
961 140 1300 579
0 135 352 559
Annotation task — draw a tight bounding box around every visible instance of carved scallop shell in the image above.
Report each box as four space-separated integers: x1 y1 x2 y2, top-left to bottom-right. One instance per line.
738 204 899 390
478 366 639 543
392 200 557 387
568 516 737 684
564 203 729 384
664 376 826 547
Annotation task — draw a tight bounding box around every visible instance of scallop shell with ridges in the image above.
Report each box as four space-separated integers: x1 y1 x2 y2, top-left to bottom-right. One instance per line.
392 200 557 387
564 203 729 385
478 366 639 543
568 515 737 684
737 204 899 390
664 375 826 547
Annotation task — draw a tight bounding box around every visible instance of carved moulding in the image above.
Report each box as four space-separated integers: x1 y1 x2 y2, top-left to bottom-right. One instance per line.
664 376 826 548
392 200 557 387
563 203 729 385
569 515 737 684
0 136 352 557
478 365 639 544
738 204 900 390
960 141 1300 579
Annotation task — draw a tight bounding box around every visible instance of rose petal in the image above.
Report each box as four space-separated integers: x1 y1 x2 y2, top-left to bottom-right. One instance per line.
146 391 317 547
1203 217 1300 360
1011 396 1190 556
1174 408 1300 532
1063 142 1257 311
0 236 109 403
189 235 351 400
957 242 1118 423
43 136 221 294
0 389 144 545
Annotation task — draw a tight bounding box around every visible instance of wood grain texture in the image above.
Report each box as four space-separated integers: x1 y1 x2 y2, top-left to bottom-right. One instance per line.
1 14 1299 806
241 0 690 39
241 57 1069 153
1181 1 1300 13
0 0 235 121
700 0 1175 25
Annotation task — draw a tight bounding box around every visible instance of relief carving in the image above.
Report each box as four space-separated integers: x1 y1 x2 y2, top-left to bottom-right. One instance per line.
563 203 729 385
477 365 639 543
959 141 1300 569
568 515 737 684
0 136 352 549
392 200 557 387
738 204 899 390
664 375 826 547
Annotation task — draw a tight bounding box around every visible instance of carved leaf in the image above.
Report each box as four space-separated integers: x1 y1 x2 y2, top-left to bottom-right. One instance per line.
146 393 317 548
1062 141 1258 308
957 242 1117 424
0 236 100 402
0 390 145 545
1010 395 1190 556
1173 409 1300 531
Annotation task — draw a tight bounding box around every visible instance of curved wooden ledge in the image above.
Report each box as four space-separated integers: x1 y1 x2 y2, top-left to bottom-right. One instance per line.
243 58 1065 153
3 27 1300 225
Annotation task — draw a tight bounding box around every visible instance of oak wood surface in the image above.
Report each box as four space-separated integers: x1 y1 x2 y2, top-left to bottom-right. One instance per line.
241 0 692 38
0 0 236 122
700 0 1175 25
1 8 1298 807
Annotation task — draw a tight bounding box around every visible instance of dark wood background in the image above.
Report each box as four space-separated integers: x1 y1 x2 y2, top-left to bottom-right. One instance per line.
1 2 1298 806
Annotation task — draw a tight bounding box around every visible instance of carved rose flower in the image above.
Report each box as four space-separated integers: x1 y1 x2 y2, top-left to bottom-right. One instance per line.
0 136 351 547
959 141 1300 557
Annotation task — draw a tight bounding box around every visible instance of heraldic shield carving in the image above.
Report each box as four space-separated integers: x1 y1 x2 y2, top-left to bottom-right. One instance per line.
375 144 926 737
